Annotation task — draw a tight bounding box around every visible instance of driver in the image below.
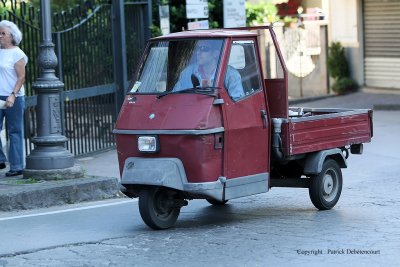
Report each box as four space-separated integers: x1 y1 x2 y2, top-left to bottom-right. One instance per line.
174 40 244 100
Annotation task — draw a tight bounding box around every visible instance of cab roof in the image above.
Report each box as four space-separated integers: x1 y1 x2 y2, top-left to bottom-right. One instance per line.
152 29 260 41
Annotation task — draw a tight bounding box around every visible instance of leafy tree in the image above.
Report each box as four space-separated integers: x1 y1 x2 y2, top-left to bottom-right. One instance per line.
28 0 104 13
207 0 222 29
246 0 278 26
151 0 223 37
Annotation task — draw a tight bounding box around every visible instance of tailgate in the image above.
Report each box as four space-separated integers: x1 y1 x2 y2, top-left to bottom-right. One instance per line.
281 108 373 156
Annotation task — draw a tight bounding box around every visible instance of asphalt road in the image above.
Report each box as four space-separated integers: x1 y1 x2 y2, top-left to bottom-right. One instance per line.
0 111 399 267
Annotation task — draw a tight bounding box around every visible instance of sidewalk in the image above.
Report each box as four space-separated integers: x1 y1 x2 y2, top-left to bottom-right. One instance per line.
0 150 122 212
290 88 400 109
0 90 399 212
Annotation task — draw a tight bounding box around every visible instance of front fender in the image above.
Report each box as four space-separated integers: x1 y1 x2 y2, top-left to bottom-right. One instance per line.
121 157 187 191
121 157 225 200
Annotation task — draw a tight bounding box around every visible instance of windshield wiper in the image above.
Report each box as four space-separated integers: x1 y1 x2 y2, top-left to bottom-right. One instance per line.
157 87 219 99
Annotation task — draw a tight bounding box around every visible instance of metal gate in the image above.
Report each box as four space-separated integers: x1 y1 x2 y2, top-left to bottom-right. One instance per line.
1 0 151 156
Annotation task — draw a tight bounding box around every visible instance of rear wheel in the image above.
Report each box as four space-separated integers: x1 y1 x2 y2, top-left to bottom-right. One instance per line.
138 187 181 230
309 159 342 210
206 199 228 206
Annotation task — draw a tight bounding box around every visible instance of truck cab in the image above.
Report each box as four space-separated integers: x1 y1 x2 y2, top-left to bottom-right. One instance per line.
114 27 373 230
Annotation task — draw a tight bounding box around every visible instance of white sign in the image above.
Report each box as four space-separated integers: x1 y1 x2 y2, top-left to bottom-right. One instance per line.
159 5 170 35
223 0 246 28
188 20 209 30
186 0 209 19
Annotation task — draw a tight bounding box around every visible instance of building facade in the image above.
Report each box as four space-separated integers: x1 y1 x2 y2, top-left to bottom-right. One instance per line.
326 0 400 90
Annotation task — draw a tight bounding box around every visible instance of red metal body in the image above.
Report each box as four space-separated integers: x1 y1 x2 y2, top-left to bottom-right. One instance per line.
115 94 223 183
114 26 374 229
115 29 273 184
114 26 373 197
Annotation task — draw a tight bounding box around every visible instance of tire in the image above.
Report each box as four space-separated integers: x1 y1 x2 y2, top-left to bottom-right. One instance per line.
138 187 181 230
206 199 228 206
309 159 343 210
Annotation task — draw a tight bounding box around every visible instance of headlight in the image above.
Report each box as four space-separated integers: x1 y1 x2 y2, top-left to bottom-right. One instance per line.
138 136 159 153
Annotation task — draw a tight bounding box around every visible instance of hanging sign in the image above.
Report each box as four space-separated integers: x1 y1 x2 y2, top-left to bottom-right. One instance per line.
223 0 246 28
159 5 170 35
186 0 209 19
188 20 209 30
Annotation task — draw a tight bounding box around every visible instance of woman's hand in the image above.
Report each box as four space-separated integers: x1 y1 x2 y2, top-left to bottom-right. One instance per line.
5 94 15 108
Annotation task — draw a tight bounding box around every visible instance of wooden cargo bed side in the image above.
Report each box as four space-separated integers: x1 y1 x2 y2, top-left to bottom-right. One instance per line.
281 109 373 156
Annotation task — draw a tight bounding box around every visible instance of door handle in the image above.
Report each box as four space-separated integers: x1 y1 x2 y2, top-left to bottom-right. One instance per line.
260 109 267 128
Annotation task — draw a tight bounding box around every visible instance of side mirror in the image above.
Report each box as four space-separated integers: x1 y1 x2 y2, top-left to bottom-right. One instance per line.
191 74 200 88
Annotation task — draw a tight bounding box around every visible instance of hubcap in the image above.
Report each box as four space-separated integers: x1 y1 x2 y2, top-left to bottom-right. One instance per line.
322 169 338 202
323 174 334 195
154 190 175 219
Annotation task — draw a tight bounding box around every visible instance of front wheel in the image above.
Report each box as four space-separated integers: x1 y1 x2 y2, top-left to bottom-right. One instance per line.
309 159 343 210
138 187 181 230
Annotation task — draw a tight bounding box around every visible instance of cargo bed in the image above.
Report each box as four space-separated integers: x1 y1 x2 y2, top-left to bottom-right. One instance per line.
280 108 373 156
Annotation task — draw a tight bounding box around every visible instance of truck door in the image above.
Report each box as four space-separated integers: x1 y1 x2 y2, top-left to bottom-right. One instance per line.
221 39 270 181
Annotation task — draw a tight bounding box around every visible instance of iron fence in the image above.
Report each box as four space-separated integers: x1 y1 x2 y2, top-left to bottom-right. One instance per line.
1 0 151 156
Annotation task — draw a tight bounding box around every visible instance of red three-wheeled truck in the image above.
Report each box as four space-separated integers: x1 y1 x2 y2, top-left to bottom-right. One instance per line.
114 26 373 230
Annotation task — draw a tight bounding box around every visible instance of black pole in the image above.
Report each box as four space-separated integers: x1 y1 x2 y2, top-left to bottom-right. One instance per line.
25 0 74 171
145 0 152 41
112 0 128 111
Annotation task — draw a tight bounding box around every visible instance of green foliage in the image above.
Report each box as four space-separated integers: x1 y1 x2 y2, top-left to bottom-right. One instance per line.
150 24 163 38
282 16 297 25
331 77 358 95
207 0 222 29
0 6 7 15
168 2 187 33
29 0 80 12
327 42 349 79
245 0 278 26
328 42 357 94
151 0 223 36
28 0 104 13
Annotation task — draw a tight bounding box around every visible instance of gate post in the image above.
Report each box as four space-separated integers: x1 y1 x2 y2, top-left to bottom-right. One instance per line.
24 0 82 179
112 0 128 110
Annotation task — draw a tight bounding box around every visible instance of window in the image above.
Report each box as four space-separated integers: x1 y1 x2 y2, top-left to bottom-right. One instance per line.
225 40 263 101
129 39 224 94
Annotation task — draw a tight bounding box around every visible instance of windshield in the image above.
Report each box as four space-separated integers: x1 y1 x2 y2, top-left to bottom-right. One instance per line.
129 39 224 94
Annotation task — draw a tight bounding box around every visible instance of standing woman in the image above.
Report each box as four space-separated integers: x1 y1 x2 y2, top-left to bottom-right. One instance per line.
0 20 27 176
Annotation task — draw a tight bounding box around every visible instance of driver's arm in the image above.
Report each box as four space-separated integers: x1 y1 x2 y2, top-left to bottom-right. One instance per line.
224 66 244 100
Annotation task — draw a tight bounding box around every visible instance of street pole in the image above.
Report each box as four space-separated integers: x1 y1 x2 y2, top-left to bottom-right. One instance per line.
112 0 127 111
24 0 81 178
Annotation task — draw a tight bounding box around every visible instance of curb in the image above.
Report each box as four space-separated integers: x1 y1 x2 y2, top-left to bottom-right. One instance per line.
373 104 400 111
0 176 121 212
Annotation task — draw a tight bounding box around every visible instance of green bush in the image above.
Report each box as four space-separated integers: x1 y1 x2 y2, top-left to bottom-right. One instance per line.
327 42 349 79
245 0 279 26
332 77 358 95
328 42 358 94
